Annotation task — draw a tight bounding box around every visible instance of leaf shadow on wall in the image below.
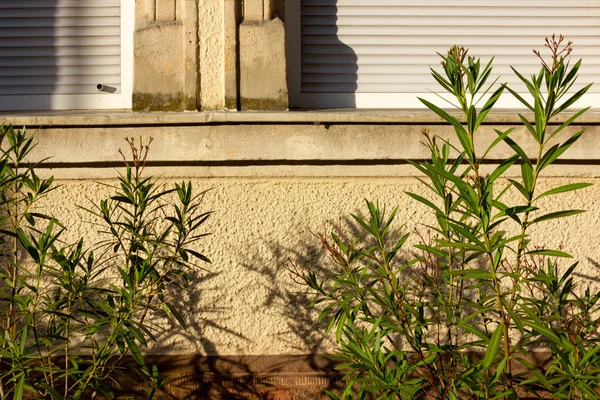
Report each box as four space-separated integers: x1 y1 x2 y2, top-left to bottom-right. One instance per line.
145 269 269 399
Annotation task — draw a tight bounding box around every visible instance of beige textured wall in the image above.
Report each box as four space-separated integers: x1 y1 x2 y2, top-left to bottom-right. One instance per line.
43 176 600 356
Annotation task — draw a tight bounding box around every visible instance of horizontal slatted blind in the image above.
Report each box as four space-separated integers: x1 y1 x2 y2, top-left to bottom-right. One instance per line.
299 0 600 108
0 0 125 110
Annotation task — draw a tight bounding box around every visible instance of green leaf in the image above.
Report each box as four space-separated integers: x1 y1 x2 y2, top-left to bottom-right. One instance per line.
580 345 600 366
185 248 211 264
458 323 488 342
110 195 134 204
502 205 538 225
484 128 514 160
552 83 593 117
23 212 35 226
418 98 465 133
16 229 39 264
536 182 593 200
448 268 492 280
475 85 504 130
534 96 546 142
518 114 538 142
483 324 504 368
539 129 585 170
508 179 528 199
525 249 573 258
405 192 443 215
548 107 590 141
124 331 145 366
453 126 474 162
521 163 534 193
503 84 534 112
502 135 531 166
467 105 477 133
488 154 518 183
491 356 508 386
531 209 585 224
528 319 574 352
13 374 25 400
164 302 187 329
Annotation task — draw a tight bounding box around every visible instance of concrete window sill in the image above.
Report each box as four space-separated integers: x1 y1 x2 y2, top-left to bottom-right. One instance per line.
1 109 600 127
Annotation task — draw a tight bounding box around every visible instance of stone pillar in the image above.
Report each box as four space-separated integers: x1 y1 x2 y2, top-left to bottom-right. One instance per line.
133 0 199 111
238 0 288 110
224 0 240 110
198 0 225 110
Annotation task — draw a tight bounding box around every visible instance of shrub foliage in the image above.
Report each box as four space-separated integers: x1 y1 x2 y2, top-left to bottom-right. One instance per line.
293 35 600 399
0 132 210 399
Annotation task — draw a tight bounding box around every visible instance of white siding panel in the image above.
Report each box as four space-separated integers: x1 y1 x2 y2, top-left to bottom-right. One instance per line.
0 0 130 111
296 0 600 108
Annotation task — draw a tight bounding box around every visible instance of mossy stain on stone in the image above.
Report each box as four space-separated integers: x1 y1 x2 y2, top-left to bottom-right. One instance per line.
133 92 193 112
241 92 288 111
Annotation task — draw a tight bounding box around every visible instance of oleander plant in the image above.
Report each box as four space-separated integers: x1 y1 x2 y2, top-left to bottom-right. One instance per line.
292 35 600 399
0 129 211 399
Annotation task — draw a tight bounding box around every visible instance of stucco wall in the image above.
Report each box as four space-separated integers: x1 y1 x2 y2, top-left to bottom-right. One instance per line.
41 175 600 356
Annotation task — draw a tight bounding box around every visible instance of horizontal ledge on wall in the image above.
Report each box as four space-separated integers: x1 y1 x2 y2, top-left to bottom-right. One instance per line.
31 158 600 169
2 109 600 126
5 117 600 179
31 164 600 180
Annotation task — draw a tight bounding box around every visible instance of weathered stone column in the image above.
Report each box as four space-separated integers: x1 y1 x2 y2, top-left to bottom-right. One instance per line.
224 0 240 110
238 0 288 110
198 0 225 110
133 0 200 111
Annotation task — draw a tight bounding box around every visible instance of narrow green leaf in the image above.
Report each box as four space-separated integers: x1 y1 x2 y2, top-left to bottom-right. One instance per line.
467 105 477 134
483 324 504 368
124 332 145 366
491 357 507 385
548 107 590 141
405 192 443 215
502 136 532 166
539 129 585 170
579 345 600 366
458 323 488 342
110 195 134 204
528 319 574 352
164 302 188 329
418 98 464 132
518 114 538 142
508 179 529 199
484 128 514 160
13 374 25 400
531 209 585 224
448 269 492 280
488 154 519 183
552 83 593 117
526 249 573 258
475 85 504 130
536 182 593 200
534 97 546 141
521 163 534 193
503 84 534 112
185 248 211 264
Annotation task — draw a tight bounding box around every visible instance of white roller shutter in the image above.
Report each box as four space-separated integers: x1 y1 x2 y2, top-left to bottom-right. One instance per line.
0 0 133 111
288 0 600 109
